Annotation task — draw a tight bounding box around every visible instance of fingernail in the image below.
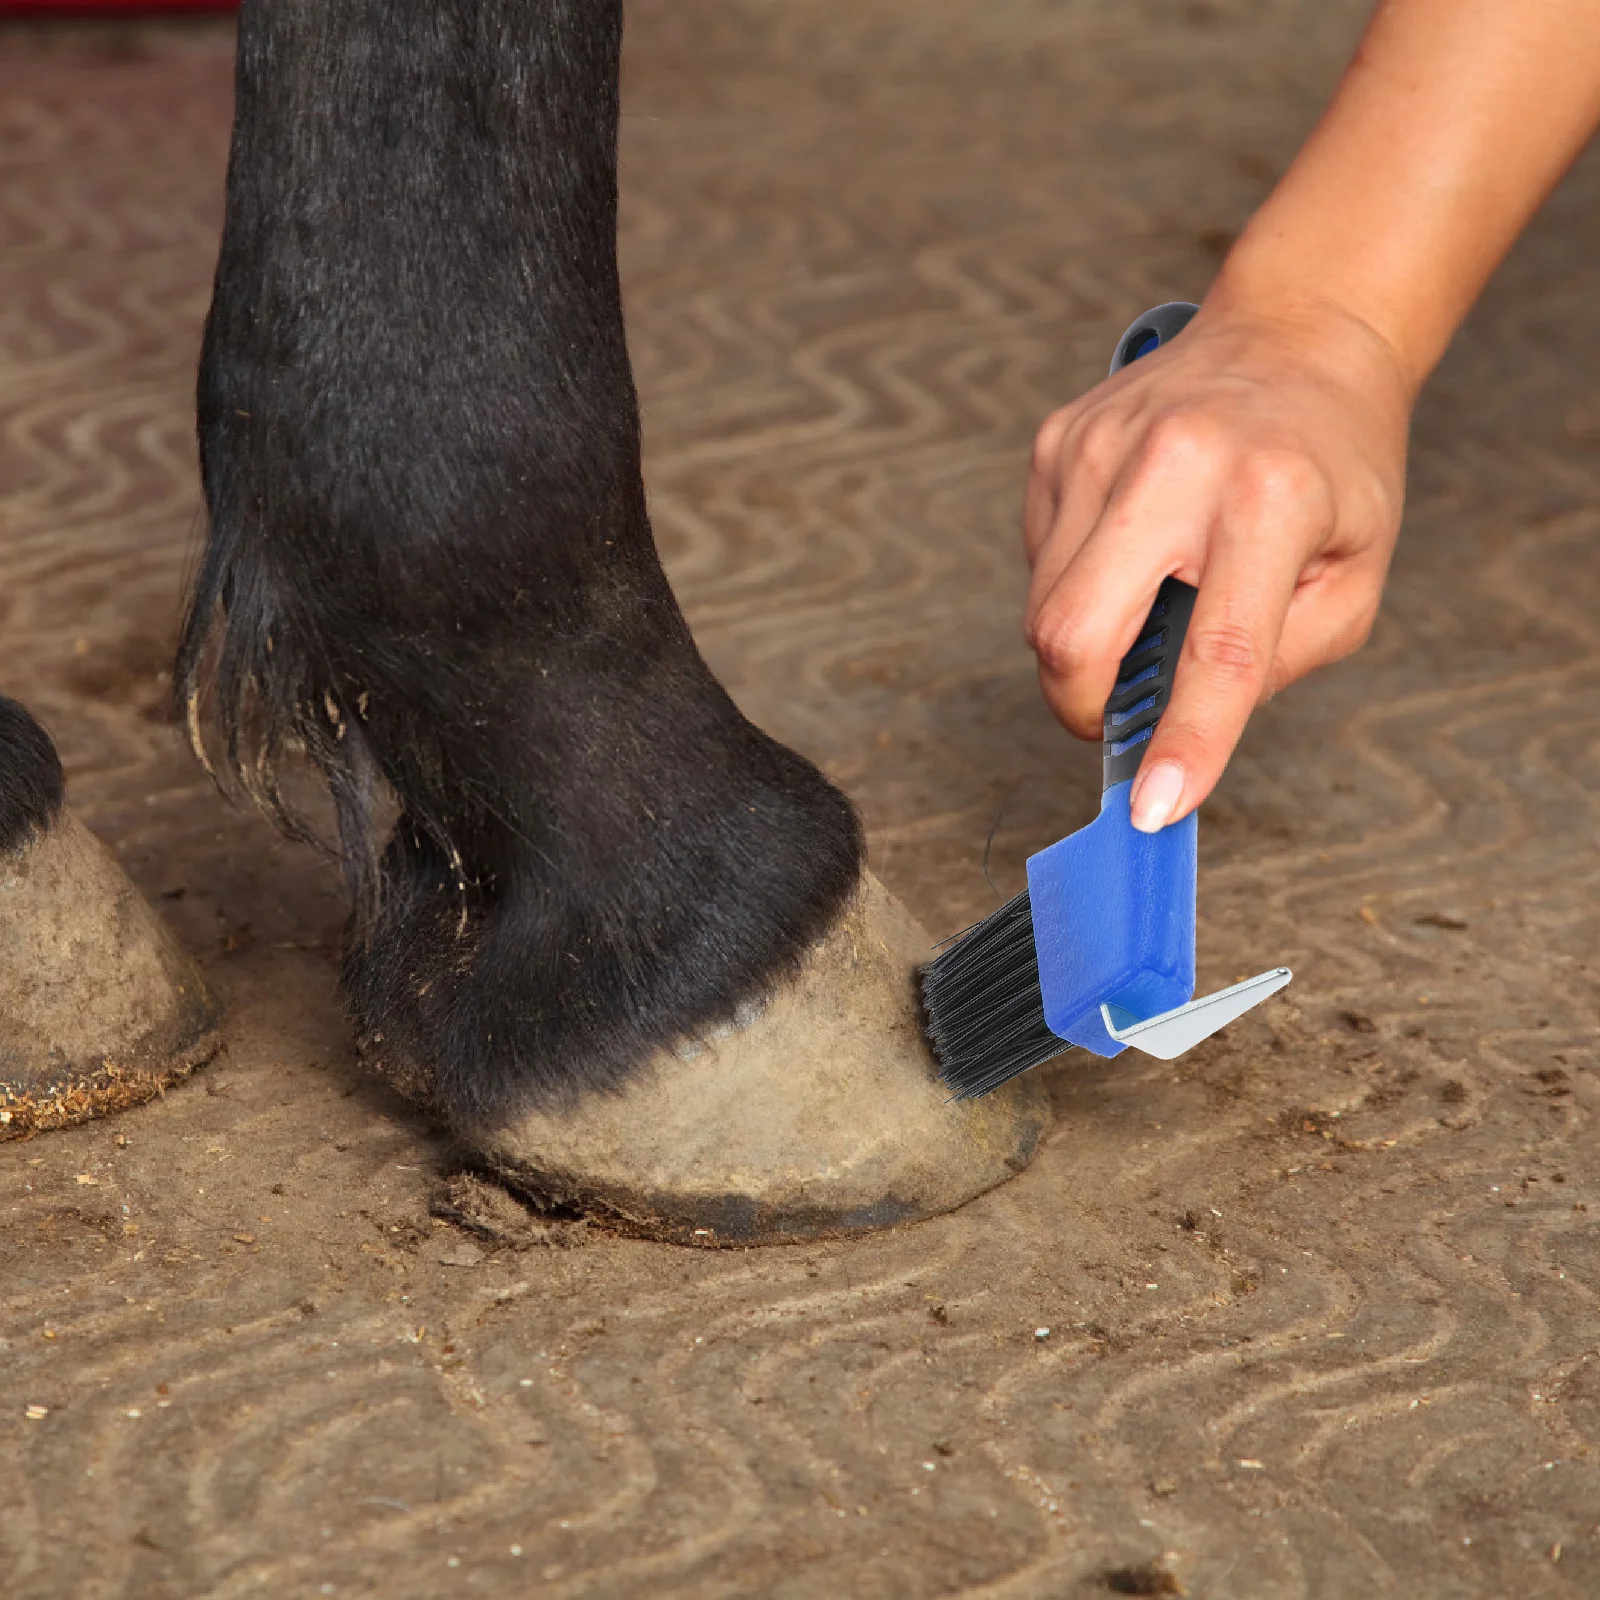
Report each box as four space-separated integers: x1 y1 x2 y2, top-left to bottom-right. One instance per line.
1130 761 1184 833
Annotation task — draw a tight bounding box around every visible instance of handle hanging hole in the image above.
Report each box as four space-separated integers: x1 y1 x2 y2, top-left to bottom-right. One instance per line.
1126 328 1161 362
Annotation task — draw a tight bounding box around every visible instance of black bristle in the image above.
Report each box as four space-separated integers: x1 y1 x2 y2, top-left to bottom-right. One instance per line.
920 889 1074 1099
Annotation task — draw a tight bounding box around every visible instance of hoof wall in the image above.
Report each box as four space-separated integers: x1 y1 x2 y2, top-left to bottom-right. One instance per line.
0 813 219 1137
472 873 1050 1245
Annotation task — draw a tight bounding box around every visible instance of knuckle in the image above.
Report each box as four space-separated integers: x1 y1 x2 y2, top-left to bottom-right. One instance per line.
1237 448 1325 514
1188 619 1267 682
1030 610 1091 680
1071 411 1126 478
1031 409 1072 476
1143 410 1221 468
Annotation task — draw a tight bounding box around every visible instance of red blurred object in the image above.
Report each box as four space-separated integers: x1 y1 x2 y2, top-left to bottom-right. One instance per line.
0 1 236 12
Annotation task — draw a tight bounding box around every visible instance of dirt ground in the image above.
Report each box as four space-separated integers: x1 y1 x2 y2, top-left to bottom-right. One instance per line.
3 3 1599 1596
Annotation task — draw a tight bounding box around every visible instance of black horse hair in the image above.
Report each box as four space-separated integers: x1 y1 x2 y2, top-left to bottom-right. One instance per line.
0 697 64 855
178 0 864 1125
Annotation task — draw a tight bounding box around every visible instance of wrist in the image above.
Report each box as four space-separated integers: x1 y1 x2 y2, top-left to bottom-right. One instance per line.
1197 258 1424 411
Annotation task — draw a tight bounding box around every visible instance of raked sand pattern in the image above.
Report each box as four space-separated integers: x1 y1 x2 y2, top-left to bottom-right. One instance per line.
2 4 1599 1596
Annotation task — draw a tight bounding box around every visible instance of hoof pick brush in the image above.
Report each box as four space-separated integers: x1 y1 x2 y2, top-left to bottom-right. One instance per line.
922 302 1291 1100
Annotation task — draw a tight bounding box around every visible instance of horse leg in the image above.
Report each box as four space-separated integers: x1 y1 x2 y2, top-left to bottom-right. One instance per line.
182 0 1047 1243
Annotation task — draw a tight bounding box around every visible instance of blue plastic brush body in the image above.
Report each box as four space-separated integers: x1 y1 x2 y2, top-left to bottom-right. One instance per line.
1026 783 1195 1056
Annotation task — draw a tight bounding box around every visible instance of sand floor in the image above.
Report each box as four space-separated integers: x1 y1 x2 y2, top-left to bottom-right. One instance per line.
3 4 1599 1595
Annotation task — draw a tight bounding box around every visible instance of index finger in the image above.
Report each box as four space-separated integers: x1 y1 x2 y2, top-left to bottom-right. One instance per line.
1029 415 1227 740
1129 459 1327 830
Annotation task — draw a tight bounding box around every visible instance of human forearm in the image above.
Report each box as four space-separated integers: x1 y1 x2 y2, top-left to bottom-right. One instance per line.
1214 0 1600 390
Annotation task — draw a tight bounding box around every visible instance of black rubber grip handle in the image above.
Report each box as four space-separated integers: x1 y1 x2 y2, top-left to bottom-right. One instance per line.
1102 578 1196 789
1100 302 1200 790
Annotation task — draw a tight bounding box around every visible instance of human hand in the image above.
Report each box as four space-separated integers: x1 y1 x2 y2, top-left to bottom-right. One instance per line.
1023 296 1414 832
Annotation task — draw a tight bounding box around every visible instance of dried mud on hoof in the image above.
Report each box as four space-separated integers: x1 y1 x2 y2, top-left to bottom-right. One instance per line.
454 872 1051 1246
0 812 220 1139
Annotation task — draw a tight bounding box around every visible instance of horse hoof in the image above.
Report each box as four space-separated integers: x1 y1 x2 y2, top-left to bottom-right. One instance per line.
0 812 221 1137
468 872 1051 1245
